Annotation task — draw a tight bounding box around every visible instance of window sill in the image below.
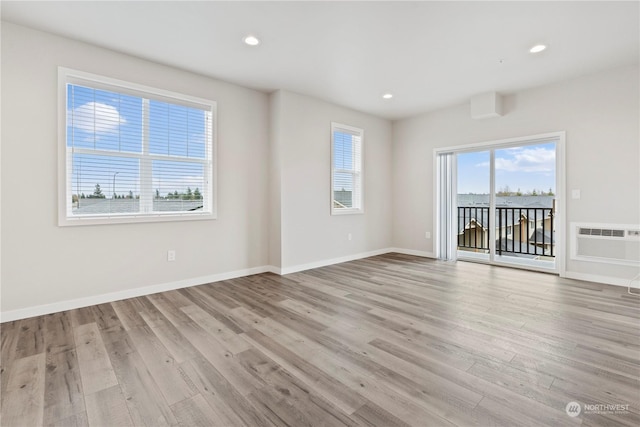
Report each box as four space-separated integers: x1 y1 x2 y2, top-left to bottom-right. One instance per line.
331 208 364 216
59 211 216 227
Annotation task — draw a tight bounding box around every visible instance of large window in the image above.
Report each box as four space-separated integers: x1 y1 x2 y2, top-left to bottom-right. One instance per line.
331 122 363 215
59 68 216 225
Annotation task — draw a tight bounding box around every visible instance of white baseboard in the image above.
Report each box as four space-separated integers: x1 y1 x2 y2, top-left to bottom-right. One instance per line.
564 271 640 289
388 247 436 259
265 265 282 275
0 248 435 322
0 265 273 323
279 248 393 275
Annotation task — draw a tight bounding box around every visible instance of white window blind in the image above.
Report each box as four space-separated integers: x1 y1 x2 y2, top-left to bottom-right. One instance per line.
59 68 216 225
331 122 363 214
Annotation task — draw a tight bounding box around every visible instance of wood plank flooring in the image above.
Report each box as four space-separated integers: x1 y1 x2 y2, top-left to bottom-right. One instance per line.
1 253 639 426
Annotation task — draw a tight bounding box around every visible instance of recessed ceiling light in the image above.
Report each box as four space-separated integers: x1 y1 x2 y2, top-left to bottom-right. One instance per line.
529 44 547 53
244 35 260 46
382 93 393 99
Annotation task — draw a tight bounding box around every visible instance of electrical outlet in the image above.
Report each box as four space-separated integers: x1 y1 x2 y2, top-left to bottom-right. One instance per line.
167 250 176 262
425 232 431 239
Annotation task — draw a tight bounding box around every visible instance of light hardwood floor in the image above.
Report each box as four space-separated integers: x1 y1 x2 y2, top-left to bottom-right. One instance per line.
1 253 639 426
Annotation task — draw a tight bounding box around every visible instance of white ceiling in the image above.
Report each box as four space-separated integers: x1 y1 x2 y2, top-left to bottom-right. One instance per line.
2 1 638 120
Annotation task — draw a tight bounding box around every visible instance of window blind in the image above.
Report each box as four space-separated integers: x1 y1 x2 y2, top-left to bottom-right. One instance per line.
62 70 215 224
331 123 363 214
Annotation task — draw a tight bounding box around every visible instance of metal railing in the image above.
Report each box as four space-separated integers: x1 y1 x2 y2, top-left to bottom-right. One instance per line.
458 207 489 251
458 206 555 258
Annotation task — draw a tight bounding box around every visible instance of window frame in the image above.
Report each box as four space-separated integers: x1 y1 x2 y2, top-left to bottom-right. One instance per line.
330 122 364 215
58 67 217 226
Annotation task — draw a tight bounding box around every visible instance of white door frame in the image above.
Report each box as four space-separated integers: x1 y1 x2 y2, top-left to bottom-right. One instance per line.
434 131 566 277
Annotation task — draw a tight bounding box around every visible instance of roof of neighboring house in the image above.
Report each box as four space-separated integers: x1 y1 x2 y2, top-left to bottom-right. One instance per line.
458 209 546 234
458 209 491 233
73 199 203 214
457 195 554 233
531 228 555 245
496 238 541 259
457 194 555 208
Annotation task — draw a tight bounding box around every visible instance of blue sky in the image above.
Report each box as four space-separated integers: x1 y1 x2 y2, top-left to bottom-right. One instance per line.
457 142 556 194
67 85 207 197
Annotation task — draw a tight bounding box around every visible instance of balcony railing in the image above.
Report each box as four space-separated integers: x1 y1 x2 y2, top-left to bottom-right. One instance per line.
458 206 555 258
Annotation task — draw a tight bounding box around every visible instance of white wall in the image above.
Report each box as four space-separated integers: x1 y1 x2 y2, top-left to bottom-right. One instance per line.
1 23 270 315
392 64 640 283
272 90 393 271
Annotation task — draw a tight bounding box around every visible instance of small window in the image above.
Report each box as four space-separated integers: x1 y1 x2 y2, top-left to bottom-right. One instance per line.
331 122 363 215
59 68 216 225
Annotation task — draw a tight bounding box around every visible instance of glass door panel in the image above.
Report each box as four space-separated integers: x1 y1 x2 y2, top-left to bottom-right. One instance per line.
456 151 490 261
494 142 556 269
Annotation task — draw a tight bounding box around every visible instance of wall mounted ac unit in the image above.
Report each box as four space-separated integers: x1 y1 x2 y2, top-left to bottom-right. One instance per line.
570 222 640 266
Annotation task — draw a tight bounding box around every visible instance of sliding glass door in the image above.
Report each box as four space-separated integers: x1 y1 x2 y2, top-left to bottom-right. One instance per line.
437 134 563 272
